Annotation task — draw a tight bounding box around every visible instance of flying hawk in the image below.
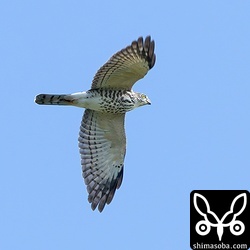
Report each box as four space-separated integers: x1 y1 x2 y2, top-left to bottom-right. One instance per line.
35 36 156 212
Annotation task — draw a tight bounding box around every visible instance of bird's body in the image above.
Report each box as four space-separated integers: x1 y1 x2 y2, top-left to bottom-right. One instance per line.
35 89 150 113
35 36 156 212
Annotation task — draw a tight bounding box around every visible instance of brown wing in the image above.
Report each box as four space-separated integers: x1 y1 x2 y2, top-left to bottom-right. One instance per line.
91 36 156 90
78 109 126 212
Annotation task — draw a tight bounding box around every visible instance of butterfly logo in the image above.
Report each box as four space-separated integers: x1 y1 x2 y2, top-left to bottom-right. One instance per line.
193 192 247 241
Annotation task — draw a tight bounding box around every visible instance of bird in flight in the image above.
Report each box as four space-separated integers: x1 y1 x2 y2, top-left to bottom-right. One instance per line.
35 36 156 212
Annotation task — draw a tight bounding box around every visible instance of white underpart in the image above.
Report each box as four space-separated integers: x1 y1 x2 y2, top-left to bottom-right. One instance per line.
69 91 103 110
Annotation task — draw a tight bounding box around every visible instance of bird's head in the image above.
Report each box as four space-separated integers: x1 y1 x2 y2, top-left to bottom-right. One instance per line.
135 93 151 107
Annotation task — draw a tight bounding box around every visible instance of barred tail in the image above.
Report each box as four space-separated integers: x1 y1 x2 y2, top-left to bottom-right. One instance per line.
35 94 74 105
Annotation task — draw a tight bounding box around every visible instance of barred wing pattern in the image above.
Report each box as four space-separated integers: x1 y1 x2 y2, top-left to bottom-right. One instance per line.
35 36 156 212
78 109 126 212
91 36 156 90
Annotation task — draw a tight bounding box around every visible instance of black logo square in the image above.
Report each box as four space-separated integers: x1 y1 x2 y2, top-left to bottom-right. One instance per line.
190 190 250 250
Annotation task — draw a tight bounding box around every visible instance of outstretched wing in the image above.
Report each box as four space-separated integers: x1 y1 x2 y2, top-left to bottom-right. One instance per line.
91 36 156 90
78 109 126 212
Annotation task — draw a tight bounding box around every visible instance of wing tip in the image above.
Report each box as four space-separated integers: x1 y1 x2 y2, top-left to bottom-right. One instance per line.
134 35 156 70
86 167 124 213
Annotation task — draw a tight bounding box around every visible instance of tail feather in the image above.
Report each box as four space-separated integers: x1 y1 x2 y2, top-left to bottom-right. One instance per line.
35 94 73 105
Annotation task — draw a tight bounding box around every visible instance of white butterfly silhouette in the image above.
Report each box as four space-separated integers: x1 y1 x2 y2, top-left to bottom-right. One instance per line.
193 192 247 241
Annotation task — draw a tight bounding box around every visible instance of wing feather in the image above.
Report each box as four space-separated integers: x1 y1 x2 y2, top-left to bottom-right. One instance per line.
91 36 156 90
78 109 126 212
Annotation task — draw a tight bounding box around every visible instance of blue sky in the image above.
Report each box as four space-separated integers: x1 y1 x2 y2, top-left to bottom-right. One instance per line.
1 0 250 249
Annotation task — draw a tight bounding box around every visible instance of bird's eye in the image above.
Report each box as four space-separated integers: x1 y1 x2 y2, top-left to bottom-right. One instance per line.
141 94 146 99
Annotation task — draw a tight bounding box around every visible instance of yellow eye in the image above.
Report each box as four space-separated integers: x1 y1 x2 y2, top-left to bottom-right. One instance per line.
141 94 146 99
